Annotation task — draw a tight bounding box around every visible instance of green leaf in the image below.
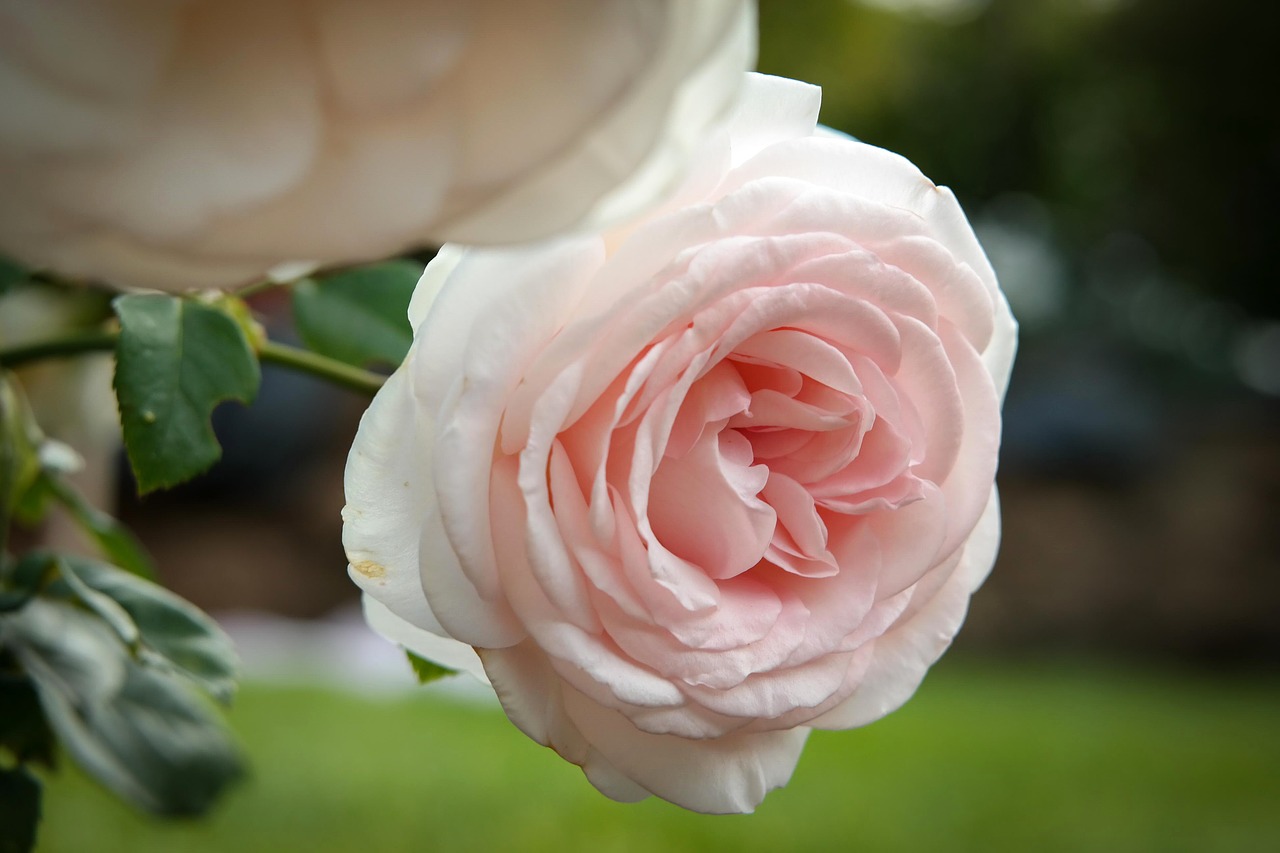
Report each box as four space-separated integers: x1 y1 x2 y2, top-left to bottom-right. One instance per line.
1 599 244 816
0 256 27 297
293 260 421 369
0 670 56 767
0 765 40 853
0 553 55 614
58 556 239 704
0 377 155 576
55 558 140 649
0 376 44 552
0 588 34 615
44 478 156 580
9 475 53 529
405 650 456 685
112 295 261 493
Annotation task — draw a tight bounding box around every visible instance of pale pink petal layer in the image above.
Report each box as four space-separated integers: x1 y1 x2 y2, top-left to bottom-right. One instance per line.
344 73 1015 815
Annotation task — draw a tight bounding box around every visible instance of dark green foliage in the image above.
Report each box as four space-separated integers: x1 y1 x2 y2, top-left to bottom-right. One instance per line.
113 294 260 493
0 766 40 853
293 260 421 369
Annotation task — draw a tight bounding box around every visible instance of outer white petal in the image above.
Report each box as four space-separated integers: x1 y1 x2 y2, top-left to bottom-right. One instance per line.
985 290 1019 403
416 241 603 613
414 238 604 409
362 595 488 684
343 354 522 650
407 244 466 329
342 367 436 623
716 137 1002 317
724 72 821 168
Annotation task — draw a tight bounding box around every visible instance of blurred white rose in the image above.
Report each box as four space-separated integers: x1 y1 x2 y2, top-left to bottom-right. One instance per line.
0 0 755 291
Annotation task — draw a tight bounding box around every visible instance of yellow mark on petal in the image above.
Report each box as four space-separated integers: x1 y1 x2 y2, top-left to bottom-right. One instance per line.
351 560 386 579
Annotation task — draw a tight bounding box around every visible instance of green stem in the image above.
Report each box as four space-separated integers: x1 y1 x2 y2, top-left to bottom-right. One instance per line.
257 340 385 396
0 330 384 397
234 277 286 300
0 330 116 368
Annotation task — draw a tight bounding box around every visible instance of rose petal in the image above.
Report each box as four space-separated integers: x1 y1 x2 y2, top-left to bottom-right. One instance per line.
562 685 811 814
647 428 776 580
809 490 1001 730
733 328 861 395
343 364 522 649
597 579 809 692
362 596 488 684
761 472 830 561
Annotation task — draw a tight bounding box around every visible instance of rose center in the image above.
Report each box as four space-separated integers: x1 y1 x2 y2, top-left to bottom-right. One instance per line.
646 328 925 582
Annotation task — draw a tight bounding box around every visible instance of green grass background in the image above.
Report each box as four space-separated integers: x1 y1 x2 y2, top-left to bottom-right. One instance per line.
36 657 1280 852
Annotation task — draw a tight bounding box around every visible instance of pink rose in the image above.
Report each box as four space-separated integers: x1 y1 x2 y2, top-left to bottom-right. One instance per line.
344 73 1017 813
0 0 753 290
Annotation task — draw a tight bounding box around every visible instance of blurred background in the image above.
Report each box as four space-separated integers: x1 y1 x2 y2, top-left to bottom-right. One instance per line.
37 0 1279 850
762 0 1280 668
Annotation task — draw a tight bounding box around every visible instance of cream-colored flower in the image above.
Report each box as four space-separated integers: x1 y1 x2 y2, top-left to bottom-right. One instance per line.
0 0 754 290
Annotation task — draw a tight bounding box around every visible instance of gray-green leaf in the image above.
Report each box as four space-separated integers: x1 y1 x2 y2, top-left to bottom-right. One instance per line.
293 260 422 369
1 599 244 817
0 553 55 614
0 377 44 552
0 675 56 768
113 294 260 494
59 556 239 705
45 478 156 579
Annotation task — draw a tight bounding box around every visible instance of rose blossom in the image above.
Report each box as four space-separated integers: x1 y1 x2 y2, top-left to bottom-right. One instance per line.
343 73 1017 813
0 0 753 290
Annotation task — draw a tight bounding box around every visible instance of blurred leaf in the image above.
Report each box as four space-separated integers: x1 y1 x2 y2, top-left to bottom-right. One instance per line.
0 376 44 551
44 479 156 580
0 553 54 614
0 671 56 767
0 585 32 614
405 650 456 685
0 256 26 297
55 558 140 649
0 373 155 576
9 475 53 529
112 295 260 494
2 598 244 816
293 261 421 369
58 556 239 704
0 765 40 853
